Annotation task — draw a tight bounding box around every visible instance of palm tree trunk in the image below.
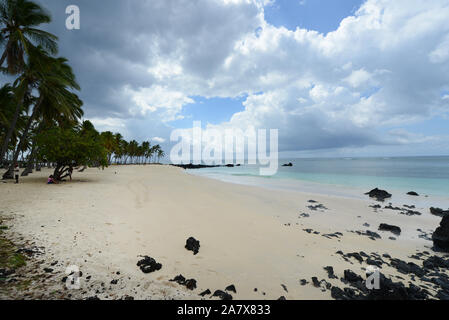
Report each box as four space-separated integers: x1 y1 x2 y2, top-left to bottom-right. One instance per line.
22 144 37 176
3 97 41 179
0 87 26 164
0 45 8 69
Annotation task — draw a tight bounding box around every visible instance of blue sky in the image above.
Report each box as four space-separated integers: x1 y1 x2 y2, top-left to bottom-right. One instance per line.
265 0 364 33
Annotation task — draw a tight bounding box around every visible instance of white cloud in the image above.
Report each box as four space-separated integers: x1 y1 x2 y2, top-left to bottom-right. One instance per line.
344 69 372 88
152 137 166 143
123 85 194 122
60 0 449 153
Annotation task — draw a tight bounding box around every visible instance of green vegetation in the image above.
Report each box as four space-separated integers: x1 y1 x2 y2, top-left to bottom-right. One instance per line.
0 0 165 181
0 230 26 272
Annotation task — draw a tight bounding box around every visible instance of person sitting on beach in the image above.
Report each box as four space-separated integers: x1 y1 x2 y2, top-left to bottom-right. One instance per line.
47 175 58 185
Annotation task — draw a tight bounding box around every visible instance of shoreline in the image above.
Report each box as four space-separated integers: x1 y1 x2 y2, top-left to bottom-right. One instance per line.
1 165 448 300
186 168 449 209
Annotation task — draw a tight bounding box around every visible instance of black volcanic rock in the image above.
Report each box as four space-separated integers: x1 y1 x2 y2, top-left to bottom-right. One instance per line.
225 284 237 293
407 191 419 196
282 163 293 167
324 266 337 279
379 224 401 235
199 289 211 297
172 164 221 170
213 290 233 300
344 270 363 283
137 256 162 274
170 274 197 290
430 207 449 217
432 215 449 252
365 188 392 201
185 237 200 255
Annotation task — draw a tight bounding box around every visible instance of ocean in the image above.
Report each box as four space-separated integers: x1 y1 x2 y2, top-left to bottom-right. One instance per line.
186 156 449 207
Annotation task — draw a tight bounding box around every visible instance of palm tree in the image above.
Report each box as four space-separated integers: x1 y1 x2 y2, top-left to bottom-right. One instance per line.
128 140 138 164
112 133 123 164
0 0 57 74
121 140 129 164
100 131 115 165
141 141 150 164
0 83 30 166
3 48 82 179
157 147 165 163
0 84 15 142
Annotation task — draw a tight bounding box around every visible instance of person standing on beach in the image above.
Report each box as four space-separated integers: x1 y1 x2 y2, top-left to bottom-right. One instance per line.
14 164 19 184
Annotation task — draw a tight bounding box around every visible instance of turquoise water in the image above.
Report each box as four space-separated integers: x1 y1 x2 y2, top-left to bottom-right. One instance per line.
187 156 449 198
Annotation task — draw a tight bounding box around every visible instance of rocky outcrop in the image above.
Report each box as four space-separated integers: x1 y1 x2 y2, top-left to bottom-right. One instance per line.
282 163 293 167
407 191 419 196
365 188 392 201
432 215 449 252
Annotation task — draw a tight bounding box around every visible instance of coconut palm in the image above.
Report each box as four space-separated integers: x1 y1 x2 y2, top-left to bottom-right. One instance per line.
100 131 116 164
157 147 165 163
0 0 57 74
3 48 82 178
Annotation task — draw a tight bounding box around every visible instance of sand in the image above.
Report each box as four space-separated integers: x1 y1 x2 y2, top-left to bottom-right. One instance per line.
0 165 445 300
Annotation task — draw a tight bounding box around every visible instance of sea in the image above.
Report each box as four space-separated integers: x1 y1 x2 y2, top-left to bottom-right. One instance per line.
186 156 449 208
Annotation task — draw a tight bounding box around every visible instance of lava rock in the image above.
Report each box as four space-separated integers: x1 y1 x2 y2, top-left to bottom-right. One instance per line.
344 270 363 283
225 285 237 293
422 255 449 270
170 274 197 290
347 252 364 263
199 289 211 297
137 256 162 273
185 279 197 290
312 277 320 287
282 163 293 167
185 237 200 255
213 290 233 300
324 266 337 279
379 224 401 235
432 215 449 252
407 191 419 196
365 188 392 201
430 207 449 217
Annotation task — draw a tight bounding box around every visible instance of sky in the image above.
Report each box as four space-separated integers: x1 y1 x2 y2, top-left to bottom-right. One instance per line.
6 0 449 158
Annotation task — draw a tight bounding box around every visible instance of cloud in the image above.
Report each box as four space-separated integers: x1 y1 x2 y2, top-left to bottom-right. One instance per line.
32 0 449 155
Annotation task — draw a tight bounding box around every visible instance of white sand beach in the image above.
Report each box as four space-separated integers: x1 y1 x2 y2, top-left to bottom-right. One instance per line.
0 165 447 300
